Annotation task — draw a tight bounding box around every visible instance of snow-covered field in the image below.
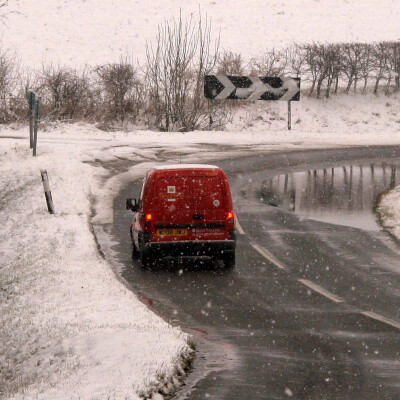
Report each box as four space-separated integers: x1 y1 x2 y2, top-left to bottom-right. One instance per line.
1 92 400 398
2 0 400 68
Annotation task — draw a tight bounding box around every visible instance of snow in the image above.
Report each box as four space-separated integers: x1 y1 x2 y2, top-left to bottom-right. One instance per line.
0 0 400 398
0 133 192 399
377 186 400 241
1 0 400 68
1 91 400 398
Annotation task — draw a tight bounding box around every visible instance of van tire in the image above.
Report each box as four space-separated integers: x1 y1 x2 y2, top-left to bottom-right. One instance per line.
132 242 140 260
223 253 235 269
130 229 140 260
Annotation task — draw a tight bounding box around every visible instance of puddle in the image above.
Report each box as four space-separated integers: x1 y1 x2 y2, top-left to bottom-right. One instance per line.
256 162 400 231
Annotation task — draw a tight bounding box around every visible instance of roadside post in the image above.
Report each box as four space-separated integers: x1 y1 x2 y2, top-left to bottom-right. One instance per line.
204 75 300 130
40 170 55 214
33 97 41 156
26 90 41 156
26 91 36 148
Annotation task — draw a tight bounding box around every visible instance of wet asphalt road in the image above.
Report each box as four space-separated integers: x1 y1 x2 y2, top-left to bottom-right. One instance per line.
97 145 400 400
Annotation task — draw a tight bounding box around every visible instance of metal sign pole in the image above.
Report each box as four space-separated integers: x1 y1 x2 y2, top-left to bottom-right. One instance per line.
33 97 40 157
288 101 292 131
209 99 214 129
33 101 37 156
28 91 36 148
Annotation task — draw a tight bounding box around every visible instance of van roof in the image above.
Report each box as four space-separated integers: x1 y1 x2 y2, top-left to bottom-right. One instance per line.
154 164 219 170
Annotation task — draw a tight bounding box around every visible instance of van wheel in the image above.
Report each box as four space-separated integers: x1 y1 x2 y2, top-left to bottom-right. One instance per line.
130 229 140 260
223 253 235 269
132 242 140 260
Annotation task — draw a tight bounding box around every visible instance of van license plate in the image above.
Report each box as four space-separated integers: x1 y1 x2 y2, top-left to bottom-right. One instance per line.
157 228 188 236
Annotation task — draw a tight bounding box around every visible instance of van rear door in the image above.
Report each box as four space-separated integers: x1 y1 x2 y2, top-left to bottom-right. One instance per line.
153 176 192 241
190 175 228 240
152 171 229 242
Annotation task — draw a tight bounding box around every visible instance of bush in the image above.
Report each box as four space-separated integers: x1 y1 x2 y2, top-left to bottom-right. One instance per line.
38 64 92 121
0 47 18 123
94 59 145 124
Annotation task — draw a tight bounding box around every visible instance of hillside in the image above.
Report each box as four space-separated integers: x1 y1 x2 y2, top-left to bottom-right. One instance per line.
1 0 400 68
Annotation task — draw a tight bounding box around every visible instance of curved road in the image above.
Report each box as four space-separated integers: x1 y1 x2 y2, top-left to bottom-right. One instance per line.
96 145 400 400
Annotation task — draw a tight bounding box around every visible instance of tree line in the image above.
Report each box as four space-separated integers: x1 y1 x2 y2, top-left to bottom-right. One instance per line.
0 14 399 131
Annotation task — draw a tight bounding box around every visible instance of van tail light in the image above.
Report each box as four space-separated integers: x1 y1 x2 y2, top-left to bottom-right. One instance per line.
144 213 152 228
227 211 234 219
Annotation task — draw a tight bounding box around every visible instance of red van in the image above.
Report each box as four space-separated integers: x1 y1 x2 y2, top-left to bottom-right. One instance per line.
126 164 236 268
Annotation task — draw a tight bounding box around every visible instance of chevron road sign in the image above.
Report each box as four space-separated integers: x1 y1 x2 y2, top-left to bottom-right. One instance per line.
204 75 301 101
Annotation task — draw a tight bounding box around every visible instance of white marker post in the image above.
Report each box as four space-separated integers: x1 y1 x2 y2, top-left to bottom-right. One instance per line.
41 170 55 214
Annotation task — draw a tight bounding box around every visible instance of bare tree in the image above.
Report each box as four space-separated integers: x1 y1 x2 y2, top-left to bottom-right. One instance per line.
0 1 9 23
372 42 390 94
217 51 245 75
249 48 288 76
146 12 220 131
359 43 373 94
385 41 400 94
301 43 320 96
287 44 307 77
340 43 364 93
0 47 18 123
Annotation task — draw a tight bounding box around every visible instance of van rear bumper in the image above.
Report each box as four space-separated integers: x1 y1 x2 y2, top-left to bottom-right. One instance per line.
144 240 236 259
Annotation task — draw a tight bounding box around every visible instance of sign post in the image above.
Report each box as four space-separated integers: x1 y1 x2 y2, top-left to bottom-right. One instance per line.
26 91 41 156
33 97 40 156
26 91 36 148
204 75 300 130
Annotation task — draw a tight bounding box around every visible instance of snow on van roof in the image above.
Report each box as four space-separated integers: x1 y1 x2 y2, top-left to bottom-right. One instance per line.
154 164 219 170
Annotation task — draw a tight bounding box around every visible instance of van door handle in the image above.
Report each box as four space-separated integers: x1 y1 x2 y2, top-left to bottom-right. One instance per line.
193 214 203 220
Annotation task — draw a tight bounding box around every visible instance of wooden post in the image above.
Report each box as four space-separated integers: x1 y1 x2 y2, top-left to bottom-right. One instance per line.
288 101 292 130
41 170 55 214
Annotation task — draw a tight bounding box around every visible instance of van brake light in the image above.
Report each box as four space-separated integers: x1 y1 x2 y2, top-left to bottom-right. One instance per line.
227 211 234 219
145 213 152 221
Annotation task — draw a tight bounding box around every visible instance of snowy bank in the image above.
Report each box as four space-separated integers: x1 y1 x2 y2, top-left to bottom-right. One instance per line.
377 187 400 241
0 133 193 400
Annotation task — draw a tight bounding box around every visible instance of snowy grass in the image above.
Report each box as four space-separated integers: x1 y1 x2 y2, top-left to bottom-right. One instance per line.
0 141 193 399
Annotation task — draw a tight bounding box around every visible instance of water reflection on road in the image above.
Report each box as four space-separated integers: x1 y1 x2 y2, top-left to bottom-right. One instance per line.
257 162 400 230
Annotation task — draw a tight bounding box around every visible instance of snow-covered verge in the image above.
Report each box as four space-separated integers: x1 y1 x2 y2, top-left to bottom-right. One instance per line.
377 187 400 241
0 134 193 400
1 92 400 399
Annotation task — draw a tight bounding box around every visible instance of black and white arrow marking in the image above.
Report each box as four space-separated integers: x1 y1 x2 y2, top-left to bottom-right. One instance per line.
204 75 301 101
